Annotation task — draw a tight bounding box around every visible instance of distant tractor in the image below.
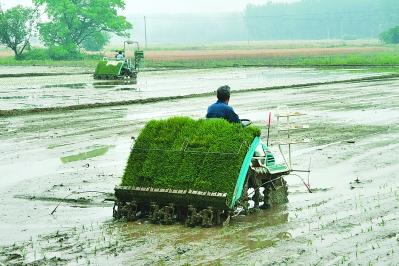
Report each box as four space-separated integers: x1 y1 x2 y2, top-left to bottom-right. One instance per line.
94 41 144 83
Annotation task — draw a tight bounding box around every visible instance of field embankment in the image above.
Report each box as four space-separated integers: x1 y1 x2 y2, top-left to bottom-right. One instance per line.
1 43 399 71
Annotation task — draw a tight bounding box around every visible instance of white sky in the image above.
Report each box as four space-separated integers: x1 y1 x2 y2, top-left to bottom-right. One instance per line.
1 0 297 14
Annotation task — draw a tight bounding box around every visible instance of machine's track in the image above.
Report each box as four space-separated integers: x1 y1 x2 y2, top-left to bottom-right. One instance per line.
113 187 230 227
113 167 289 227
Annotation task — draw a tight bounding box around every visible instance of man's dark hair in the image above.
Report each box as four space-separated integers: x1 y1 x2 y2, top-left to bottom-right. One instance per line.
217 85 231 102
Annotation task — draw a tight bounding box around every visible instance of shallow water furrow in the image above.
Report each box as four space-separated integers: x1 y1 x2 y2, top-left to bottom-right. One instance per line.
0 67 394 114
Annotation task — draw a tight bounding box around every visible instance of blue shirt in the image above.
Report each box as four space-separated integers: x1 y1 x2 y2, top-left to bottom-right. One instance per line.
206 100 240 123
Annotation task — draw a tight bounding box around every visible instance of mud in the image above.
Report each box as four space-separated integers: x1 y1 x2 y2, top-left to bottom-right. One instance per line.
0 69 398 265
0 66 387 112
2 73 398 118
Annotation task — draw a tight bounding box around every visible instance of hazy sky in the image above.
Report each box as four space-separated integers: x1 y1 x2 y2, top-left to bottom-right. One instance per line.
1 0 297 14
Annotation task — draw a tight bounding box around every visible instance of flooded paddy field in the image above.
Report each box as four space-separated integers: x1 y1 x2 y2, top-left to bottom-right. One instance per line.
0 68 398 265
0 66 91 77
0 66 385 111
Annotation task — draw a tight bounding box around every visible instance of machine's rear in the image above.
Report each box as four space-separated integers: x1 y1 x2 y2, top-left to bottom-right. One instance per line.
113 117 290 227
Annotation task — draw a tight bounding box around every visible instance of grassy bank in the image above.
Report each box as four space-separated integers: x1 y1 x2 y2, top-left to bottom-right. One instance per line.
0 49 398 71
0 56 98 68
145 51 399 70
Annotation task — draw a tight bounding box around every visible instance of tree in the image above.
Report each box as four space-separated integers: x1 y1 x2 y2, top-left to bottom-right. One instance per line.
82 32 110 51
380 26 399 44
244 0 399 40
33 0 132 51
0 5 38 59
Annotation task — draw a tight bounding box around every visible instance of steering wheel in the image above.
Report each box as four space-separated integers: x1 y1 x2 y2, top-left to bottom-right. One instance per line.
240 119 252 127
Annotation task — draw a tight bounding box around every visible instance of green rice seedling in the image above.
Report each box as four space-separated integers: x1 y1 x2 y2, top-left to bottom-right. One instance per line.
61 146 111 163
122 117 260 198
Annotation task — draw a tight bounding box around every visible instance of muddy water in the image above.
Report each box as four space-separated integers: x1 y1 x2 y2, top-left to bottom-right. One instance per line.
0 66 91 76
0 67 384 110
0 75 399 265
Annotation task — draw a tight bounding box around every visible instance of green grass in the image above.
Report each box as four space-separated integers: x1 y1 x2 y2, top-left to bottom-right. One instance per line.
61 145 111 163
122 117 261 198
0 56 98 68
145 52 399 69
1 50 399 71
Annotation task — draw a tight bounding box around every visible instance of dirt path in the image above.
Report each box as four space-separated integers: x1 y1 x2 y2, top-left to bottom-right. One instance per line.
0 76 398 265
115 47 388 61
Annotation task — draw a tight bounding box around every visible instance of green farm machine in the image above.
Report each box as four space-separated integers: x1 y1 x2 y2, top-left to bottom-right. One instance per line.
94 41 144 82
113 117 291 227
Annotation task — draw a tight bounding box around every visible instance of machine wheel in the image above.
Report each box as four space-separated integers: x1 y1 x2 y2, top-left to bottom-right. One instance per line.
246 167 288 210
263 178 288 208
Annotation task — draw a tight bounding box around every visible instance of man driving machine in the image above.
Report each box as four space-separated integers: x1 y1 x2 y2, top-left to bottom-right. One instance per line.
206 85 240 123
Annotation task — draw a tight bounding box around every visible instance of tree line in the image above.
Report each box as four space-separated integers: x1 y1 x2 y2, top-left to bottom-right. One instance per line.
0 0 131 59
244 0 399 41
1 0 399 59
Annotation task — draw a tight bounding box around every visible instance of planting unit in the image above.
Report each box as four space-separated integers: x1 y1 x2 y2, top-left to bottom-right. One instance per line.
113 117 290 226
